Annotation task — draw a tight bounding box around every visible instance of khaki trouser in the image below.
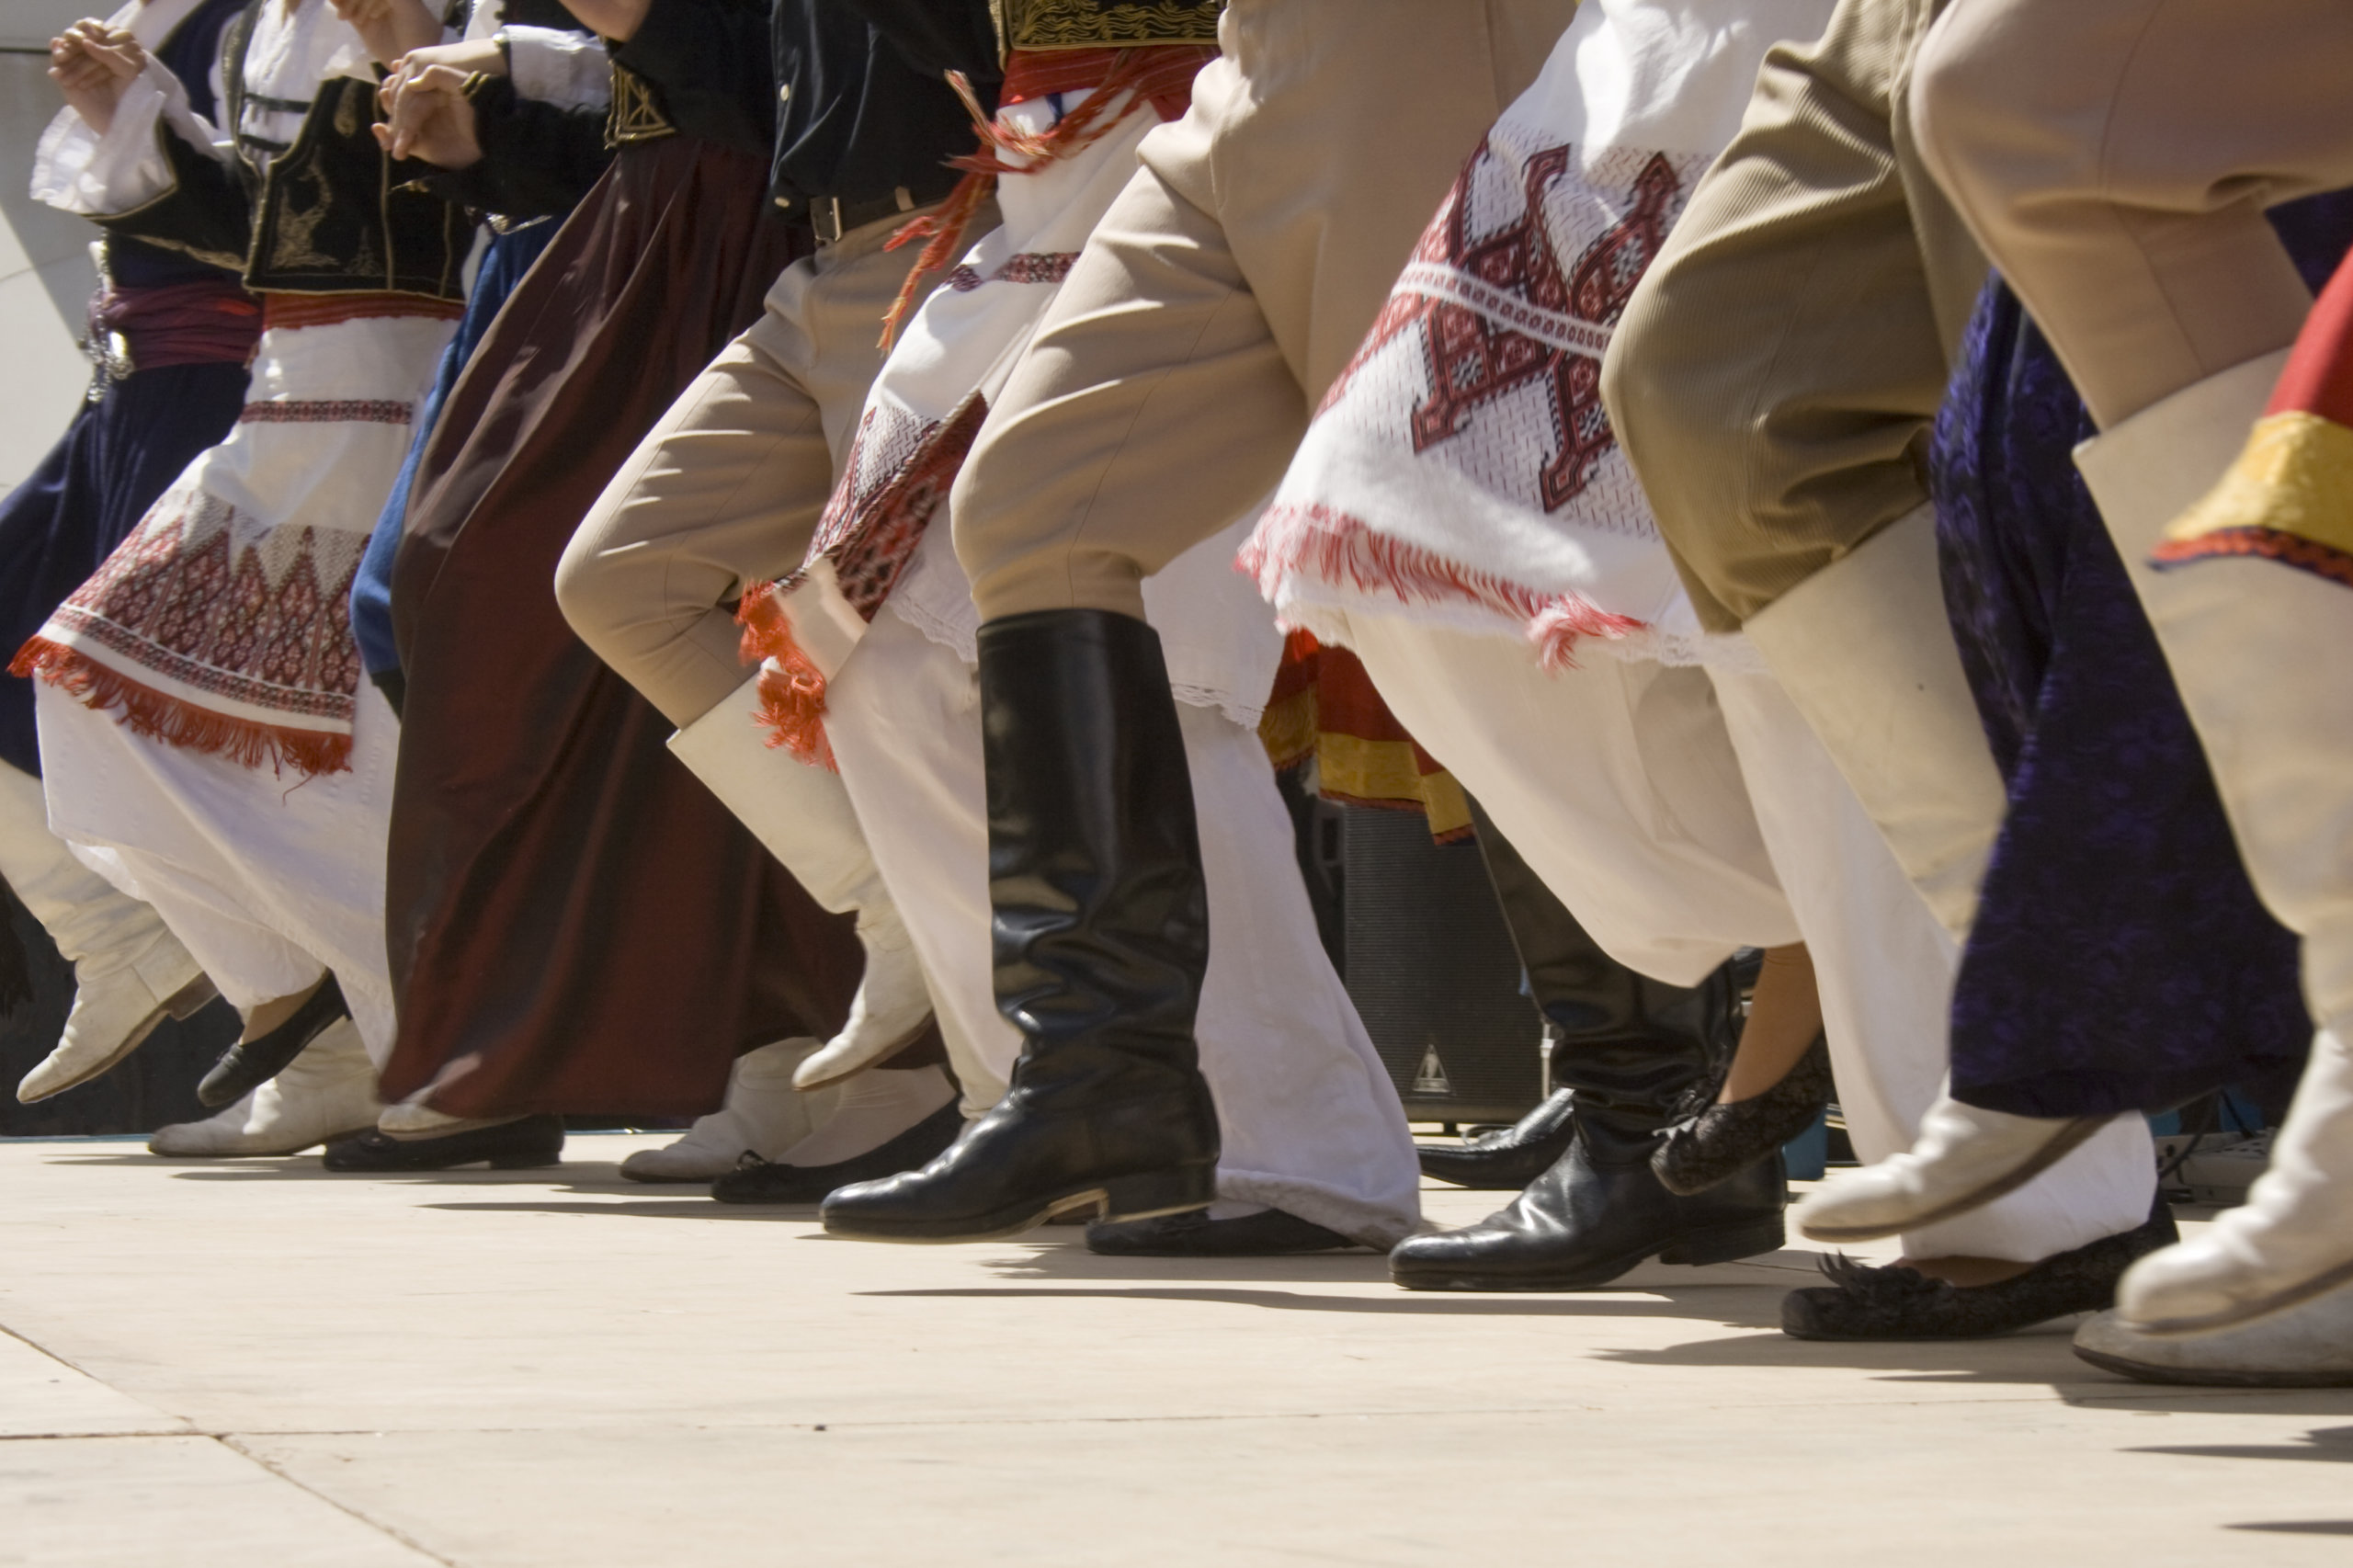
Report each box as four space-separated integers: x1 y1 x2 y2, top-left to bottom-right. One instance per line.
951 0 1577 623
556 212 967 726
1600 0 1984 632
1910 0 2353 429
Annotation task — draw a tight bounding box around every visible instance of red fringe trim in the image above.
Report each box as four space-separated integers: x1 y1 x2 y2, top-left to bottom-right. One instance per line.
2152 525 2353 590
733 585 838 770
876 51 1169 349
11 638 353 778
1238 502 1645 668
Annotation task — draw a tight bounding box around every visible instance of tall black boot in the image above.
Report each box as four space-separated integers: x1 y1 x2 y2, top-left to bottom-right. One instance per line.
1418 805 1741 1189
822 610 1222 1242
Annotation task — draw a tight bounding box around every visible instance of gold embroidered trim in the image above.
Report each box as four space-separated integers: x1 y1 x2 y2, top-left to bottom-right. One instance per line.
992 0 1222 53
606 63 676 148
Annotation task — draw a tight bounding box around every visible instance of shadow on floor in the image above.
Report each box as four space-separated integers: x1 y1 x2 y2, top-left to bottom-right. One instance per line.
856 1282 1788 1327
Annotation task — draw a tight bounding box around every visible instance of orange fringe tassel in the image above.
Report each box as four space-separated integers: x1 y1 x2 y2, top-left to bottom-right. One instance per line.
875 51 1163 349
11 638 353 778
733 585 838 770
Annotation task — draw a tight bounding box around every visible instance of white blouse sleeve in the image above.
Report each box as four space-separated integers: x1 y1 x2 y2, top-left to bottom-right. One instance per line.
29 62 233 219
503 26 613 112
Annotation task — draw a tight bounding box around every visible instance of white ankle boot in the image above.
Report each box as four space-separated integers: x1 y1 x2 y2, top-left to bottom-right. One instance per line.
1792 1081 2121 1242
2073 356 2353 1336
1740 505 2008 940
2113 1029 2353 1334
668 676 935 1091
0 765 213 1103
619 1037 846 1182
2075 1278 2353 1387
147 1018 381 1155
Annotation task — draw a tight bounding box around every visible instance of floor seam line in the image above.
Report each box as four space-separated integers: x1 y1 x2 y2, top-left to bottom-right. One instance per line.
214 1432 461 1567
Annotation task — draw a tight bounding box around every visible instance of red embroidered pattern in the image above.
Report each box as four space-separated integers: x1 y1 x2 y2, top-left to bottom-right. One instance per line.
948 251 1081 292
14 487 365 775
1408 143 1678 510
238 399 414 425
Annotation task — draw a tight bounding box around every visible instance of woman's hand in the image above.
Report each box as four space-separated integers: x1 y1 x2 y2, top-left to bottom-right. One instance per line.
379 37 505 115
329 0 445 66
553 0 652 43
372 62 482 167
48 21 148 136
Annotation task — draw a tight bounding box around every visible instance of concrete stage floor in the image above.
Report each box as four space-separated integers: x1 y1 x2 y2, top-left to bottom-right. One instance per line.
4 1133 2348 1566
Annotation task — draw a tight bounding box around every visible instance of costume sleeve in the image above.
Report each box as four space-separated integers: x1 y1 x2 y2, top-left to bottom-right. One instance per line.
1599 0 1984 632
34 58 252 271
503 24 613 110
840 0 1002 83
608 0 772 153
419 74 613 217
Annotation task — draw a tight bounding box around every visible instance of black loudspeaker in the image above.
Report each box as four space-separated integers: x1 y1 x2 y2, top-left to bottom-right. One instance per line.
1337 803 1544 1125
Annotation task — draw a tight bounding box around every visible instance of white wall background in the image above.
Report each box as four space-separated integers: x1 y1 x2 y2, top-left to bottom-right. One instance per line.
3 4 125 494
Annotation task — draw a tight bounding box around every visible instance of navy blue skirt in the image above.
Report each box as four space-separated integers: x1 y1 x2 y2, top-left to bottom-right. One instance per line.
0 361 249 777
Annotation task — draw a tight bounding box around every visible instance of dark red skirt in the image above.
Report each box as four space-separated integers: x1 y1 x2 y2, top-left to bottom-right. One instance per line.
380 137 863 1117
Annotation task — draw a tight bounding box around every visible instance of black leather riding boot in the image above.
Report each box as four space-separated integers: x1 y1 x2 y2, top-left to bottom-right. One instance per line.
823 610 1222 1242
1396 808 1782 1289
1418 807 1739 1189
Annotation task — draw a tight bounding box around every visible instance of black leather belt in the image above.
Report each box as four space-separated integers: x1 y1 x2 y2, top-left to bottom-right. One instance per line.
787 187 924 247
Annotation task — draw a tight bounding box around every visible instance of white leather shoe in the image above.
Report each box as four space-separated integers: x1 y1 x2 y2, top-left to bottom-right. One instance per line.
1792 1082 2120 1242
0 763 217 1102
619 1037 844 1182
17 949 214 1104
2075 1280 2353 1387
667 678 937 1091
2112 1028 2353 1334
147 1018 381 1156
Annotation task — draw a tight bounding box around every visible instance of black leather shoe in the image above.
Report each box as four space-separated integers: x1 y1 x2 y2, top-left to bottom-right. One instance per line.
1783 1201 2179 1340
824 611 1221 1244
710 1100 964 1204
1086 1207 1362 1256
1418 1089 1578 1189
197 973 350 1108
321 1115 564 1172
1391 1137 1787 1290
1653 1033 1833 1197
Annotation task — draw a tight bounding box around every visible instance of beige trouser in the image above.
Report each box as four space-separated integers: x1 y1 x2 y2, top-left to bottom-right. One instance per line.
556 212 966 725
951 0 1577 623
1909 0 2353 429
1600 0 1984 632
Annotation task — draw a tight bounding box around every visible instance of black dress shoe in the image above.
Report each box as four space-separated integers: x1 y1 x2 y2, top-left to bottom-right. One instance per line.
1653 1033 1832 1197
1391 1136 1787 1290
1418 1090 1579 1189
710 1100 965 1204
823 611 1221 1244
197 974 350 1108
1782 1202 2179 1340
321 1115 564 1172
1086 1207 1362 1256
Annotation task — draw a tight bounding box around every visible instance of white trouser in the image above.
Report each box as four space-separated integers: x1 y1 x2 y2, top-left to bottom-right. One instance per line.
34 679 401 1062
0 760 185 993
1344 616 2155 1261
824 601 1424 1247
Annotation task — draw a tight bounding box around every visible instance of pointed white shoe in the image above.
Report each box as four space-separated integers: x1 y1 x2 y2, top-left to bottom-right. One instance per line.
147 1018 381 1156
668 677 935 1091
619 1037 844 1182
1792 1082 2121 1243
767 1062 958 1169
2110 1030 2353 1335
2072 358 2353 1335
1740 505 2008 940
0 764 215 1102
2075 1282 2353 1387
